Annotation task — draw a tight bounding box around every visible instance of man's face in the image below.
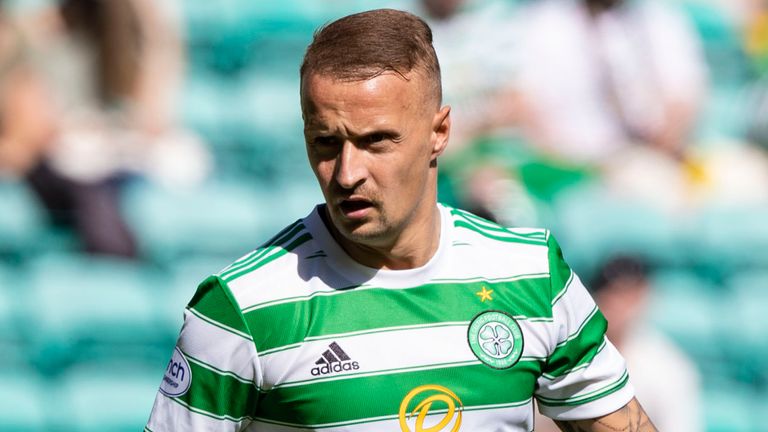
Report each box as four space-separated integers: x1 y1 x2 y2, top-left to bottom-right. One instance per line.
301 71 449 249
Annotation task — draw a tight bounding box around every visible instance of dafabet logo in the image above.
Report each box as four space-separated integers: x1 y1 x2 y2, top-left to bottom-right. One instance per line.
399 384 463 432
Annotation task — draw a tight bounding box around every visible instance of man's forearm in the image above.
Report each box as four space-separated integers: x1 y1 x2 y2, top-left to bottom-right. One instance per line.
553 398 657 432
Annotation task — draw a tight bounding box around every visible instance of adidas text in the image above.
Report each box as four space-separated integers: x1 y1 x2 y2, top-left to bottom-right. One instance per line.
311 361 360 376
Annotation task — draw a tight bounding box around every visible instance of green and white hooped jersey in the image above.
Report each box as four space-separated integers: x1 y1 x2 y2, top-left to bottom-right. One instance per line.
146 204 633 431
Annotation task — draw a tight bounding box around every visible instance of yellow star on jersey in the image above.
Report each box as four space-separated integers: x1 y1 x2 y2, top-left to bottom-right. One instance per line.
476 286 493 302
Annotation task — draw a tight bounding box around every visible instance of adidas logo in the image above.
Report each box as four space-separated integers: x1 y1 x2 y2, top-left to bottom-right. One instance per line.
310 342 360 376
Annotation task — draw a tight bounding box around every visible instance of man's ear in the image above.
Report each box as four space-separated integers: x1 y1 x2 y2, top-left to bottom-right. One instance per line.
430 105 451 160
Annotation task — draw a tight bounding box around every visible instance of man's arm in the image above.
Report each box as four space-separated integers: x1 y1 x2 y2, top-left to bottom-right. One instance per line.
554 398 657 432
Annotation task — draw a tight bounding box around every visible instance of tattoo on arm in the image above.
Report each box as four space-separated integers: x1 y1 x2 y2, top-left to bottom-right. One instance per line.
553 398 658 432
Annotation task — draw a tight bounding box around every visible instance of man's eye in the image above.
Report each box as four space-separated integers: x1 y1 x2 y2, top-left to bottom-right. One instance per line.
313 136 340 147
360 133 388 145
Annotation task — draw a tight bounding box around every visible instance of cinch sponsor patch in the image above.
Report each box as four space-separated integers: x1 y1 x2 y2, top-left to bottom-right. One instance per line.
160 347 192 397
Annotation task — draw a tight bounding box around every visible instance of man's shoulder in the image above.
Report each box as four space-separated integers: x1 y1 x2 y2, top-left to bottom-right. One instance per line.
215 217 319 283
444 205 550 248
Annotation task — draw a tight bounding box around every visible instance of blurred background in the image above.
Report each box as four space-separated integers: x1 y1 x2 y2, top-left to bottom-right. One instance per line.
1 0 767 430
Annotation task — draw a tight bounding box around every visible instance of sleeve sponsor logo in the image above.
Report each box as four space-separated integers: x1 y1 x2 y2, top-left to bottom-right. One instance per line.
159 347 192 397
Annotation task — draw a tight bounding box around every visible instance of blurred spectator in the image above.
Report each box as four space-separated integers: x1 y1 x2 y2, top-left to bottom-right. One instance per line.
515 0 708 163
536 256 703 431
415 0 531 152
745 0 768 148
1 0 211 257
416 0 543 225
0 7 56 177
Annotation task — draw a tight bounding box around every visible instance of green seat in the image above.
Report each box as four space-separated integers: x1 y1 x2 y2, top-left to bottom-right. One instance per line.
123 181 282 263
127 179 322 263
702 383 758 432
647 270 722 362
692 205 768 274
50 362 160 432
722 271 768 382
24 253 167 374
0 263 29 368
0 180 48 257
549 185 678 280
0 369 46 431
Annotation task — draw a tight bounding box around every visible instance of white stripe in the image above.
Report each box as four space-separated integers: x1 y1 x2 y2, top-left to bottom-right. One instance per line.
550 273 598 347
249 400 534 431
536 339 633 411
186 306 252 341
178 309 261 384
259 321 554 389
146 393 252 432
302 321 470 343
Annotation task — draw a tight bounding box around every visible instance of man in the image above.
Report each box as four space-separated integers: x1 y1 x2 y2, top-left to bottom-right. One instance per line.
145 9 656 431
515 0 707 162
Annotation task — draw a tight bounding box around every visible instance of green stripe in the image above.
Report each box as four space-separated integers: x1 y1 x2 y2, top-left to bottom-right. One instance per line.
169 395 252 423
223 233 312 282
183 349 260 389
546 235 573 304
246 273 548 313
451 209 547 243
245 277 552 353
551 271 574 306
255 361 541 426
174 354 260 420
454 221 548 246
452 209 512 234
543 307 607 378
220 223 306 279
187 277 251 337
542 338 607 380
537 370 629 407
220 221 303 276
186 307 251 341
253 398 534 429
453 209 546 240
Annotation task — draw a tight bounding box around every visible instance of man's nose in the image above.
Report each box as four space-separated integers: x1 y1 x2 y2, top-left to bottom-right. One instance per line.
334 141 368 190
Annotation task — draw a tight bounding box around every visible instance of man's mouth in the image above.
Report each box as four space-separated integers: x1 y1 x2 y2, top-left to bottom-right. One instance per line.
338 199 373 217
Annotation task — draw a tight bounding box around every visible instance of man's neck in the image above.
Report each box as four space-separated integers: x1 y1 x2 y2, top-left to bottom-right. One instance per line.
320 204 442 271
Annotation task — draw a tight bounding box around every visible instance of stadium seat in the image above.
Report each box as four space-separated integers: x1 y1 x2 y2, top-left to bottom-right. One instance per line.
722 271 768 383
692 205 768 274
123 178 322 264
157 254 236 339
0 263 27 368
49 361 161 432
123 180 277 263
0 369 47 432
23 253 168 375
702 382 759 432
647 269 723 366
549 185 679 280
0 180 48 257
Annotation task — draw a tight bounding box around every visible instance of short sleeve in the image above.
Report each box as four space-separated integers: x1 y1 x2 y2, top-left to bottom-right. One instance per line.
146 276 263 431
535 234 635 420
